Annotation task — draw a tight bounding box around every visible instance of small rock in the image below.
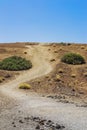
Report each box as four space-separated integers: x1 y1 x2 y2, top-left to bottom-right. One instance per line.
48 120 52 123
56 124 61 129
12 122 15 124
35 124 40 129
51 124 56 128
24 117 30 120
33 117 40 122
13 125 16 127
39 120 45 125
19 120 24 123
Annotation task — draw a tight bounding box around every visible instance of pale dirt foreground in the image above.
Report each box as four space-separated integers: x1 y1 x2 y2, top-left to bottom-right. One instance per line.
0 45 87 130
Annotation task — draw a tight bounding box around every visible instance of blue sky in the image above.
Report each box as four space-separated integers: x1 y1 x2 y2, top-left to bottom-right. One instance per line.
0 0 87 43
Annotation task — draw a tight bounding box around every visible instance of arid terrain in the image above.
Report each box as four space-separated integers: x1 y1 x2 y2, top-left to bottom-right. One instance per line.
0 42 87 130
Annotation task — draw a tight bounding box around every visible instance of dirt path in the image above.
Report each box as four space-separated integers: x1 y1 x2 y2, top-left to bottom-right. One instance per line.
0 45 87 130
0 45 52 99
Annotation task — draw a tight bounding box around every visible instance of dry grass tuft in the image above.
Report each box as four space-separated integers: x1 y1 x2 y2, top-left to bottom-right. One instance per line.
19 83 31 89
55 74 61 81
71 74 76 78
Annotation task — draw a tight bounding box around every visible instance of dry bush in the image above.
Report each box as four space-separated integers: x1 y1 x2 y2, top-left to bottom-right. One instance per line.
83 72 87 77
58 69 63 73
19 83 31 89
81 46 85 49
55 74 61 81
71 74 76 78
0 76 5 83
50 59 56 62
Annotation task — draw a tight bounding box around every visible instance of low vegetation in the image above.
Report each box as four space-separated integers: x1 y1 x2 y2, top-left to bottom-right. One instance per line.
71 74 76 78
0 56 32 71
83 72 87 77
0 76 5 83
61 53 85 65
19 83 31 89
55 74 61 81
58 69 63 73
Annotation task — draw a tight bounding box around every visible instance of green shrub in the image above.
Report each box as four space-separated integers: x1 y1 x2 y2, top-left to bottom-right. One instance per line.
59 42 66 45
61 53 85 65
0 56 32 71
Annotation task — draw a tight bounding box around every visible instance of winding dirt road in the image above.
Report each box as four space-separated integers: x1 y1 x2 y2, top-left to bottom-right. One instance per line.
0 45 87 130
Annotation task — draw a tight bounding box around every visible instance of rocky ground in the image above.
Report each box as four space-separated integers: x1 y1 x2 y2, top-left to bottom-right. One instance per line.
11 116 65 130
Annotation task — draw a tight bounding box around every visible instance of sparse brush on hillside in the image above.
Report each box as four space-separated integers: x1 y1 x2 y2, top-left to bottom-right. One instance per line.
61 53 85 65
0 56 32 71
19 83 31 89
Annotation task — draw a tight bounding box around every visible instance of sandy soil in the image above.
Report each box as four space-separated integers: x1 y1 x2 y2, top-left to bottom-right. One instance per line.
0 44 87 130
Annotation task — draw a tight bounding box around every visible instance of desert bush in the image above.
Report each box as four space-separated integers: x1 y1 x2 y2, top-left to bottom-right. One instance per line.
81 46 85 49
55 74 61 81
24 51 27 54
0 56 32 71
0 76 5 83
19 83 31 89
50 59 56 62
67 43 71 46
59 47 62 51
58 69 63 73
54 50 58 53
59 42 66 45
83 72 87 77
71 74 76 78
48 48 51 51
61 53 85 65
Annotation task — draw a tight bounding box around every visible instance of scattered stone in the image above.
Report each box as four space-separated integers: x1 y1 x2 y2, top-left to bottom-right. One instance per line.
35 124 40 129
12 122 15 124
46 120 54 127
24 117 30 120
33 117 40 122
19 119 24 123
62 100 69 103
12 116 65 130
48 120 52 123
13 125 16 127
47 95 54 98
56 124 62 129
76 104 87 107
39 120 45 125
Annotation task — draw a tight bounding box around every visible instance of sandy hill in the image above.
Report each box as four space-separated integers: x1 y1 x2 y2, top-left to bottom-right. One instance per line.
0 42 87 130
0 43 87 104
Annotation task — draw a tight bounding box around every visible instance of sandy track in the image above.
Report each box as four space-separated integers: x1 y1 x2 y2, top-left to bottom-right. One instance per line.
0 45 87 130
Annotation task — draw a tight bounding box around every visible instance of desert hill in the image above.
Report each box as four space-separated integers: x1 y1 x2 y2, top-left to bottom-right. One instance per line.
0 42 87 130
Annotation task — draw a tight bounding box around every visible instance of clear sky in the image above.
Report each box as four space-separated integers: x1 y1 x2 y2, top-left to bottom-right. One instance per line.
0 0 87 43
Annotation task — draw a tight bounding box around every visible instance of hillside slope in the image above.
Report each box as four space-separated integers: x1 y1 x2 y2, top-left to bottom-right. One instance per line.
0 43 87 130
